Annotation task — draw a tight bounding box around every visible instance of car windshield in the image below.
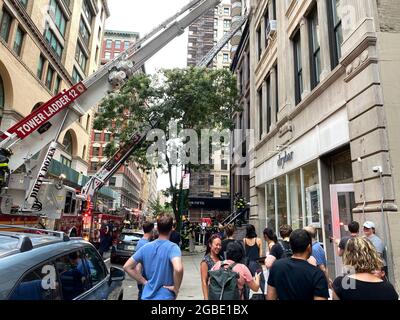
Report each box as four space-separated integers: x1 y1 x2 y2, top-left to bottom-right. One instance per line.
120 233 142 241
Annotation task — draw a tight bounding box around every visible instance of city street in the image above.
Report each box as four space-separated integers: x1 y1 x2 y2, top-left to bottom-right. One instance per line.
105 248 205 300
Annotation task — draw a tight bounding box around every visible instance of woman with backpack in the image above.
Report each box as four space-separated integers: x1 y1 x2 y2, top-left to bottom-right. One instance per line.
210 241 260 300
200 234 222 300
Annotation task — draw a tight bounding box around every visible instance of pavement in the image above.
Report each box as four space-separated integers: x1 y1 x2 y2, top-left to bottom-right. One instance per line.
105 245 206 300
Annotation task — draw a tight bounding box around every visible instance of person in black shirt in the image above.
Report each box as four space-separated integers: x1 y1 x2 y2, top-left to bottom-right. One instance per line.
169 222 181 246
267 229 329 300
263 228 283 269
332 237 398 300
336 221 359 257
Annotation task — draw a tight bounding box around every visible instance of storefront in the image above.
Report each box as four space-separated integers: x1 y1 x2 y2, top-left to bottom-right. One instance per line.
255 108 354 278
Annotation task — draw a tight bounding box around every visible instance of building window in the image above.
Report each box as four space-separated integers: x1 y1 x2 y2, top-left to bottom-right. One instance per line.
90 162 98 171
266 75 271 133
18 0 28 8
256 27 262 61
62 131 73 154
92 146 100 156
61 155 72 168
115 40 121 49
258 88 263 139
44 25 63 58
289 170 302 229
221 159 228 171
50 0 67 37
214 30 218 39
105 39 112 49
45 66 54 90
0 76 4 109
221 175 228 186
293 31 303 105
277 175 287 228
104 51 111 60
264 8 270 48
109 177 116 187
309 7 321 88
94 132 101 141
0 8 12 43
275 65 279 122
209 175 214 186
223 7 230 15
124 41 130 49
75 42 88 72
79 18 90 47
37 55 45 79
82 0 93 25
82 145 86 159
266 181 276 231
223 19 230 29
13 26 24 56
86 115 90 131
104 133 111 142
72 67 82 84
223 53 229 62
54 75 61 94
328 0 343 68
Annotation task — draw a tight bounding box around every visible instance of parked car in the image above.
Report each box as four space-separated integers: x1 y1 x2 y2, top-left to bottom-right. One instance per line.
0 225 125 300
110 230 144 264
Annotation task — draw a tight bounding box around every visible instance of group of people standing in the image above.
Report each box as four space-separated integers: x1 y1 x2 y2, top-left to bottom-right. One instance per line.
200 221 399 300
122 212 398 300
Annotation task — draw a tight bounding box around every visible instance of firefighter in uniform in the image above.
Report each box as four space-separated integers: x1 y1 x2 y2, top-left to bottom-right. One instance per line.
0 148 12 190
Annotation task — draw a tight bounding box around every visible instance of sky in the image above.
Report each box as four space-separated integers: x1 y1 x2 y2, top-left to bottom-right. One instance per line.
106 0 191 191
106 0 190 75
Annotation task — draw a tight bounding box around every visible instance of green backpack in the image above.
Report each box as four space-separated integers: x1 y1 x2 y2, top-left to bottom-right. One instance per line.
208 262 240 300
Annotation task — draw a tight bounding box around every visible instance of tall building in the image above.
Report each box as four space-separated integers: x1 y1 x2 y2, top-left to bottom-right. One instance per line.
100 29 139 65
186 0 232 222
89 29 145 211
0 0 109 174
232 0 400 290
0 0 115 204
187 0 232 69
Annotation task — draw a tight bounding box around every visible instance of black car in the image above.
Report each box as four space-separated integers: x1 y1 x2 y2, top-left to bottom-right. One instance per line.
0 225 125 300
110 230 144 264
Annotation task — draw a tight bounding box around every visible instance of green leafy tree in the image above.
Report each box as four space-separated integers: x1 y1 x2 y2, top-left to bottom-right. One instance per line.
94 68 240 229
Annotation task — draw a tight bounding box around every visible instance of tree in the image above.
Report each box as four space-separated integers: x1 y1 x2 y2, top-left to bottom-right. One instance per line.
94 67 240 230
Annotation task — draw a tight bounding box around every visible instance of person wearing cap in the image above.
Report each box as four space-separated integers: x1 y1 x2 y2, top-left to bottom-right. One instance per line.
363 221 387 278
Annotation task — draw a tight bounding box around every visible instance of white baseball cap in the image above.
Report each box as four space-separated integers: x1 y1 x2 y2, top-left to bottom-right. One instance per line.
363 221 376 229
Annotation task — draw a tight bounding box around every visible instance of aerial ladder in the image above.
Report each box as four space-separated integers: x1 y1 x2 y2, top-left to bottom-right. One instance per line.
0 0 247 220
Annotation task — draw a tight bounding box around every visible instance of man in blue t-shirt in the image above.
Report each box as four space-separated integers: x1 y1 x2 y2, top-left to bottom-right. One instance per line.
133 221 154 300
305 226 330 285
124 214 183 300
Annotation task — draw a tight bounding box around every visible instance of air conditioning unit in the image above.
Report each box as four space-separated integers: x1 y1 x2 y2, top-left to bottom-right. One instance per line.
266 20 277 39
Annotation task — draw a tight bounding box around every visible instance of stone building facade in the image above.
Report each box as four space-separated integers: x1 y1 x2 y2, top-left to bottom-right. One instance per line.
232 0 400 289
0 0 109 175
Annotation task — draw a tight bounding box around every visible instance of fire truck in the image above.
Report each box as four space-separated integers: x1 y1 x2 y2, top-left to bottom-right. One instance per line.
0 0 247 236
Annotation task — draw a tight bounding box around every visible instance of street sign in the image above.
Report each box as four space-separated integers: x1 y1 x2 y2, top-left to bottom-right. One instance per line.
182 173 190 190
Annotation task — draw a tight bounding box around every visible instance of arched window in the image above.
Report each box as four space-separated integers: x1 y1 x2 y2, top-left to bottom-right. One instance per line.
0 75 4 109
62 131 73 154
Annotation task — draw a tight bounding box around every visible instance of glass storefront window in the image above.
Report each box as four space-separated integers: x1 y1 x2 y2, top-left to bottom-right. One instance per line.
266 181 276 232
303 162 321 227
277 176 288 228
289 170 302 229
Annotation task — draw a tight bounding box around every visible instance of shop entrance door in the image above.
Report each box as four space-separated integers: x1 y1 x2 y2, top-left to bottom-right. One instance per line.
330 184 356 277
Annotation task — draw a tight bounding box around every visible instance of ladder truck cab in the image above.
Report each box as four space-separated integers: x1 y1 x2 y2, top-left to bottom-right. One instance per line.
0 0 247 234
